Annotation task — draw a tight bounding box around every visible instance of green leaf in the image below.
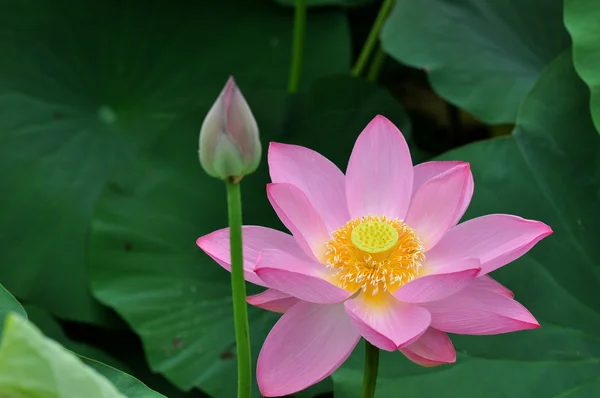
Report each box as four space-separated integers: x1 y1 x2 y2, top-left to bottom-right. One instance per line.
0 285 25 322
86 360 166 398
281 75 430 167
0 0 350 325
25 306 200 398
0 313 126 398
381 0 570 124
274 0 374 8
24 305 126 371
334 51 600 397
0 284 26 341
564 0 600 134
88 76 415 397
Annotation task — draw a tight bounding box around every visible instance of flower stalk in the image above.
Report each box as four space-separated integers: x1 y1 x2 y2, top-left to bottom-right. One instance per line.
367 47 387 82
288 0 307 93
362 341 380 398
352 0 394 77
226 180 252 398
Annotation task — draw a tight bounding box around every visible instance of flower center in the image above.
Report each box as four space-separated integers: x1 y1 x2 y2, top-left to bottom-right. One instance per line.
325 215 425 297
351 221 399 253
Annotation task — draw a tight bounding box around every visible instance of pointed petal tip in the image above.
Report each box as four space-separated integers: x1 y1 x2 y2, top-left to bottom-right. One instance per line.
247 289 299 313
512 215 552 233
510 307 540 331
368 114 409 136
268 141 285 150
369 114 397 130
265 182 275 197
225 75 236 86
401 349 456 367
525 313 541 329
446 161 471 178
541 223 553 236
267 141 279 153
221 76 238 98
195 228 224 250
520 218 554 242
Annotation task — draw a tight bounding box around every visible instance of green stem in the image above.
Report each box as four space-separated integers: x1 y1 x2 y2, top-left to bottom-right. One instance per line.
366 46 386 82
226 181 252 398
288 0 307 93
361 341 380 398
351 0 395 78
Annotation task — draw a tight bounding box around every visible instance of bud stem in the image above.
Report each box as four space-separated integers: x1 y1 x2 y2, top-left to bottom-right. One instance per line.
351 0 395 78
361 341 380 398
366 46 386 83
288 0 307 93
226 180 252 398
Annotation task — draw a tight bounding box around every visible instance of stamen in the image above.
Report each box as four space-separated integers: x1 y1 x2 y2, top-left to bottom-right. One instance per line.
325 215 424 297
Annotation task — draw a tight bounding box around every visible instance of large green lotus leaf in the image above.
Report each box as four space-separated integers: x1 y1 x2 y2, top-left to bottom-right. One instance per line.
88 76 417 397
381 0 570 124
24 305 126 371
280 75 430 167
333 51 600 396
0 284 26 341
24 305 203 398
565 0 600 133
0 313 165 398
0 313 127 398
86 361 166 398
0 0 349 325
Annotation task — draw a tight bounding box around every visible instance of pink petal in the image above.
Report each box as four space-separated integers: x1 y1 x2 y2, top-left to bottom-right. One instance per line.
472 275 514 298
267 183 331 261
345 115 413 220
257 302 360 397
405 163 472 250
344 294 430 351
247 289 300 313
412 160 474 223
269 142 350 232
255 249 352 304
394 258 481 303
400 328 456 367
422 286 539 335
426 214 553 275
196 226 305 287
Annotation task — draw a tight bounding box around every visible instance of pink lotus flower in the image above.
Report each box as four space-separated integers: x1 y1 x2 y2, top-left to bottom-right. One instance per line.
197 115 551 397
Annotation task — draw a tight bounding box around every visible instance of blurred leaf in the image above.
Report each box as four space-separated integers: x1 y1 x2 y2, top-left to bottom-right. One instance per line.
274 0 374 7
0 313 127 397
334 51 600 396
24 305 126 371
564 0 600 134
381 0 570 124
88 76 414 397
87 360 166 398
25 306 206 398
0 0 350 325
0 284 26 340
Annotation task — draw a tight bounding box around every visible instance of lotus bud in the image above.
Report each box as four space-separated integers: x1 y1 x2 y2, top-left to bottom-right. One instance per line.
199 77 262 182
